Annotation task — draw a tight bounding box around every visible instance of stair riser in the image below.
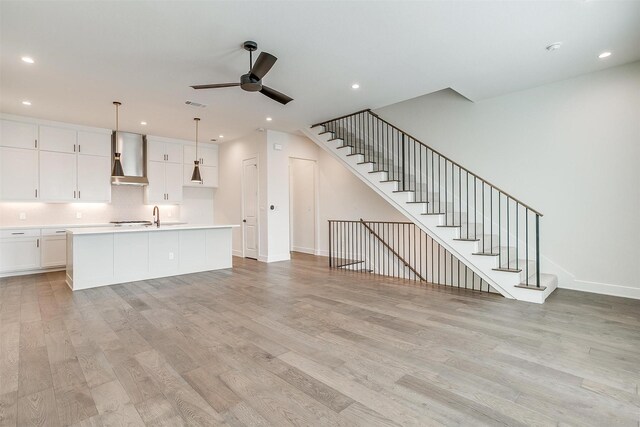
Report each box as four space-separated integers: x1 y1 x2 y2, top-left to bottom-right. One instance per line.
306 126 555 303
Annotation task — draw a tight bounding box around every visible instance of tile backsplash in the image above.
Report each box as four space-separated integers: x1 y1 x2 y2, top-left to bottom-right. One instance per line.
0 186 185 226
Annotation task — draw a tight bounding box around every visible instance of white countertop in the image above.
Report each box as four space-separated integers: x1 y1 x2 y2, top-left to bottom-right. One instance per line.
0 221 186 231
66 224 239 235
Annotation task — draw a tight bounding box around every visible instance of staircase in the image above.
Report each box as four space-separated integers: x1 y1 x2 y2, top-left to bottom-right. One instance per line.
303 109 557 303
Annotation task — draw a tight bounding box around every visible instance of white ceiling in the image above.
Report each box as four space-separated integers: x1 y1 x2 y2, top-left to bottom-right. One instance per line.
1 1 639 143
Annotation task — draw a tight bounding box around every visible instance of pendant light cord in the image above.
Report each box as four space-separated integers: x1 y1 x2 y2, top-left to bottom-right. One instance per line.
194 118 200 159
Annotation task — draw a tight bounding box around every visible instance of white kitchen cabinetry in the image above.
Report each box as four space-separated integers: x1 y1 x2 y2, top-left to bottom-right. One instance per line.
39 125 77 153
77 154 111 202
146 161 183 203
39 151 77 201
0 119 38 149
77 131 111 157
148 140 183 164
0 147 39 200
0 229 41 273
183 144 218 188
41 229 67 268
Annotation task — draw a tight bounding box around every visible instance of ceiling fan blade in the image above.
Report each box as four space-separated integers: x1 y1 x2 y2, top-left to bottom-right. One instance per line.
260 86 293 105
250 52 277 80
191 83 240 89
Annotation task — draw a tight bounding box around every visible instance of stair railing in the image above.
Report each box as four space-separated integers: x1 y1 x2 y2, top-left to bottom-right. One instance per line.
328 219 492 292
315 110 543 288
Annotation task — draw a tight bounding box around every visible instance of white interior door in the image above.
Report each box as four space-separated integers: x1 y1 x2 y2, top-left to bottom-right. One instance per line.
242 158 259 259
289 158 316 254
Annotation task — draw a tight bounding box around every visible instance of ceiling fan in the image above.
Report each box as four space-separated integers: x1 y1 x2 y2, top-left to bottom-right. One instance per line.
191 41 293 105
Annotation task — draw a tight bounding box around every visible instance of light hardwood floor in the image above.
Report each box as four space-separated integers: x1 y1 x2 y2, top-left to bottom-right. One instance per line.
1 253 639 426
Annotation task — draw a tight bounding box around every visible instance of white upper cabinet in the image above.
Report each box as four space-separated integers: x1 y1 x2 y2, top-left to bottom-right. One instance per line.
145 161 183 204
183 144 218 166
183 144 218 188
0 119 38 149
77 154 111 202
165 163 183 202
0 147 39 200
39 125 77 153
148 140 183 164
146 161 167 203
183 165 218 188
77 131 111 157
39 151 77 201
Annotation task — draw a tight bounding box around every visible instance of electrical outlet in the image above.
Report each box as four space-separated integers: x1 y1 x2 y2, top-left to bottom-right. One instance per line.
168 252 174 260
19 212 27 220
76 212 82 219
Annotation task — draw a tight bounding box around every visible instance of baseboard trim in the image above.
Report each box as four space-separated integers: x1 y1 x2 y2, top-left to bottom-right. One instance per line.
232 249 243 257
0 267 65 278
559 279 640 300
291 246 315 255
266 253 291 263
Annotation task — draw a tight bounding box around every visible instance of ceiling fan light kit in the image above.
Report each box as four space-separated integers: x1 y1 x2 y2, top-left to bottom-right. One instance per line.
191 41 293 105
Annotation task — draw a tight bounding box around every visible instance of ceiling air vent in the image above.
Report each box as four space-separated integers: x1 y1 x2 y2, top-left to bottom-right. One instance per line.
185 100 207 108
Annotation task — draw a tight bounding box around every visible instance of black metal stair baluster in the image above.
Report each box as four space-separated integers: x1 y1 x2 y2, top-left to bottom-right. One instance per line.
515 202 519 273
507 197 510 270
526 210 529 286
536 214 541 288
498 193 502 269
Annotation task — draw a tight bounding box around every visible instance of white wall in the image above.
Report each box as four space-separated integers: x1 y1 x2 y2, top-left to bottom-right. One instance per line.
375 61 640 297
290 158 316 254
214 131 267 258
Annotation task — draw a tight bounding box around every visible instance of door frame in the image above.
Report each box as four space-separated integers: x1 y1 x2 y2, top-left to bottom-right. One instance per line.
241 155 260 259
288 156 320 256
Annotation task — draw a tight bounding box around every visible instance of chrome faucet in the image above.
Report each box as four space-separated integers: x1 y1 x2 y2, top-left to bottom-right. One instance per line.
152 206 160 228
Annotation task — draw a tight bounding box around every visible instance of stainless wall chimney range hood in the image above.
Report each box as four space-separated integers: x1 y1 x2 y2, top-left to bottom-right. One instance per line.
111 131 149 186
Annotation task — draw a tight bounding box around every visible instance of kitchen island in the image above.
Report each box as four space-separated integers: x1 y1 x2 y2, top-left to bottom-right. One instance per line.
66 224 238 290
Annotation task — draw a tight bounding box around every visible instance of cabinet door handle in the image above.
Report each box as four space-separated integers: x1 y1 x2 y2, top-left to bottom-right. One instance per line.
35 139 38 148
78 191 81 199
37 239 40 248
11 232 25 235
78 145 81 153
35 189 38 198
74 190 76 199
73 144 76 152
56 230 65 233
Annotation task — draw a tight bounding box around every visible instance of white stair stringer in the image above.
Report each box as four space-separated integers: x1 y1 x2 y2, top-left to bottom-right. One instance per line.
303 127 557 303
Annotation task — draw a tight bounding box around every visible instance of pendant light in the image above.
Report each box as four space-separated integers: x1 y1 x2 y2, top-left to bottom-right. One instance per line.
190 117 202 183
111 101 124 177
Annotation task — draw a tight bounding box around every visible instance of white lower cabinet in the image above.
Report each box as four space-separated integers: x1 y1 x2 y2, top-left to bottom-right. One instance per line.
0 230 41 273
0 147 39 200
41 229 68 268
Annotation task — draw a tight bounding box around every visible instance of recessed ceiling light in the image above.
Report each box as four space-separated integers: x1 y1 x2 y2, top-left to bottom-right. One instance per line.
219 135 224 138
598 51 611 59
140 121 147 125
22 100 31 106
266 117 272 121
545 43 562 52
21 56 34 64
351 83 360 89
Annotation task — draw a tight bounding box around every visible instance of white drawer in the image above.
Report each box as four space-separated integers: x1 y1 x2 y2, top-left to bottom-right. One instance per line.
0 229 41 239
41 228 68 236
